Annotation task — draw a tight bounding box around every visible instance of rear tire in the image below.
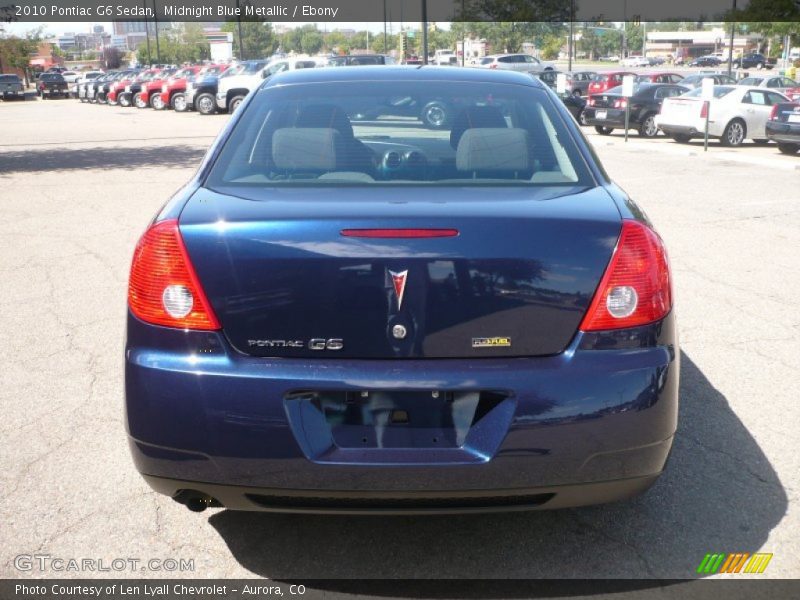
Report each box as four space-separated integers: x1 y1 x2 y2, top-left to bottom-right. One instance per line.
778 143 800 155
671 134 691 143
171 93 187 112
228 95 245 114
595 125 613 135
721 119 746 147
638 113 659 138
195 93 216 115
578 109 588 126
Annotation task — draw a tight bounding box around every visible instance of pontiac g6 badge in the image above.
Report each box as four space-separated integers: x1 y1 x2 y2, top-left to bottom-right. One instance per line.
389 269 408 310
472 337 512 348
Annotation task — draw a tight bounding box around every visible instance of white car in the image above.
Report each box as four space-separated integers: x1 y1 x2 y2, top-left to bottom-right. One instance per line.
62 71 80 84
736 74 799 95
74 70 104 99
620 56 650 68
655 85 791 146
216 56 322 114
477 54 555 73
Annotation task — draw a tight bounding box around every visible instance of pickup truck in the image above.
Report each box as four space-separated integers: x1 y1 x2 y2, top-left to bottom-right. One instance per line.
217 57 324 113
37 73 68 99
185 68 227 115
0 74 25 100
733 53 776 70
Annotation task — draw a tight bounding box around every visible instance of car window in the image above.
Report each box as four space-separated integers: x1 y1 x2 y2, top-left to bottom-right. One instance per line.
207 80 594 188
743 91 767 105
783 78 798 87
738 77 762 86
480 57 494 65
498 56 514 63
766 92 788 105
766 78 781 88
684 86 735 98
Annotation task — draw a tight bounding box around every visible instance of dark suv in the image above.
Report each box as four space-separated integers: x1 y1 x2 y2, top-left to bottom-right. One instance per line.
733 53 775 70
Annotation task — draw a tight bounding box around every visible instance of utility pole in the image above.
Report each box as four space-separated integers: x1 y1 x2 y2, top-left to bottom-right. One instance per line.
421 0 428 64
461 0 465 66
236 0 244 60
152 0 161 64
568 0 574 71
142 0 151 65
727 0 736 76
383 0 387 52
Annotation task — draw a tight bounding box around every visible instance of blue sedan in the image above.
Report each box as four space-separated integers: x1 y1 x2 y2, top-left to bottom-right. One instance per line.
126 67 678 514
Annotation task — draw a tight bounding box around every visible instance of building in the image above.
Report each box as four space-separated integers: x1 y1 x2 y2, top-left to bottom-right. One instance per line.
646 28 761 60
113 20 171 51
456 37 487 62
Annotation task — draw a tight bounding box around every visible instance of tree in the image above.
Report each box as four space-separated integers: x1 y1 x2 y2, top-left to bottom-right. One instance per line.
540 33 563 60
222 21 277 60
103 46 123 69
300 29 323 54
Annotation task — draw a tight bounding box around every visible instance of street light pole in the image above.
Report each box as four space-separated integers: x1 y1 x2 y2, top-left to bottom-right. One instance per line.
727 0 736 77
142 0 151 65
421 0 428 64
236 0 244 60
568 0 574 71
461 0 465 66
383 0 387 52
152 0 161 64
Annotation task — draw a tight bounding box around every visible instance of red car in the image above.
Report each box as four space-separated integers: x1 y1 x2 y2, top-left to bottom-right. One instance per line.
785 86 800 102
155 65 206 110
635 72 685 84
587 71 636 95
107 71 141 105
138 68 177 108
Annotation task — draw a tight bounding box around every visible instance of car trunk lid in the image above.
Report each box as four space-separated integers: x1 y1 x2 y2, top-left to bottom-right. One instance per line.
178 186 622 359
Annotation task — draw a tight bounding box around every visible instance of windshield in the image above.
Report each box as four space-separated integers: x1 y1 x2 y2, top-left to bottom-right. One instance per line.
480 57 494 65
683 86 735 98
738 77 765 86
206 80 593 188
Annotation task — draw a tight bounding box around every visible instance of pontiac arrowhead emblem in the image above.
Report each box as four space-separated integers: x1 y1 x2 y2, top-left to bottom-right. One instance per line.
389 270 408 310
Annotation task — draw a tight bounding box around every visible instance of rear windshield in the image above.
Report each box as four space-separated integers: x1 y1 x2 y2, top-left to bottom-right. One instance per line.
206 80 594 188
738 77 765 86
0 74 21 82
40 74 65 81
683 86 735 98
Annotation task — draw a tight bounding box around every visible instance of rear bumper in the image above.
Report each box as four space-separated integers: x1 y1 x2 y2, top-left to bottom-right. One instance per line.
126 311 679 511
766 121 800 144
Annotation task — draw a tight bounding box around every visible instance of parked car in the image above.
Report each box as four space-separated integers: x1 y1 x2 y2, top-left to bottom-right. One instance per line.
37 73 68 99
656 85 790 146
0 74 25 100
676 73 737 89
586 83 690 137
216 57 321 114
171 64 226 112
61 70 80 84
75 70 104 101
431 50 457 65
137 67 178 108
327 54 396 66
689 56 721 67
563 71 597 97
765 102 800 154
86 72 116 103
117 69 163 107
732 53 775 70
635 72 684 84
95 71 129 104
185 67 230 115
620 55 649 68
736 75 800 95
125 66 677 514
106 70 141 106
559 92 588 125
478 53 555 73
155 65 205 111
587 71 636 95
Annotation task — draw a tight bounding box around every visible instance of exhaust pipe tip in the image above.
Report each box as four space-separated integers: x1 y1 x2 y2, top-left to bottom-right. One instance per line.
173 489 221 513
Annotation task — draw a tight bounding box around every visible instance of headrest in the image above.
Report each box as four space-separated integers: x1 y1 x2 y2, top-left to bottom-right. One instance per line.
450 106 508 149
295 104 354 139
456 128 530 172
272 128 342 171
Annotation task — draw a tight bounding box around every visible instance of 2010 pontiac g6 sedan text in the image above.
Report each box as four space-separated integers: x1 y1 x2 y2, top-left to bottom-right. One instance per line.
125 67 678 514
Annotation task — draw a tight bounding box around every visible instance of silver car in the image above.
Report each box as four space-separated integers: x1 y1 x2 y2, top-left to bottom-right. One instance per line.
737 75 799 95
478 53 555 74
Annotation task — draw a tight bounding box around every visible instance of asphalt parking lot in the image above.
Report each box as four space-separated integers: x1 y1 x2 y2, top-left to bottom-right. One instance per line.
1 98 798 581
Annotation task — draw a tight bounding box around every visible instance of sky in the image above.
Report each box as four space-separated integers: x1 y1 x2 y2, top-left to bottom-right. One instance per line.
2 21 430 37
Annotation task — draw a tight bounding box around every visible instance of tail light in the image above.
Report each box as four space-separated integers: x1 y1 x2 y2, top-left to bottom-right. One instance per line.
489 63 497 69
128 219 220 330
579 220 672 331
768 104 779 121
613 99 628 109
700 101 709 119
588 98 595 106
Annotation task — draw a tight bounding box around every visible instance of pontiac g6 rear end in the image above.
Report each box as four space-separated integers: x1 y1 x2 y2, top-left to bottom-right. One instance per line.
125 67 678 514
